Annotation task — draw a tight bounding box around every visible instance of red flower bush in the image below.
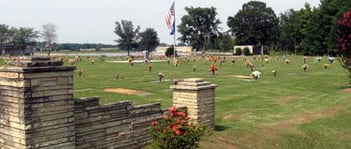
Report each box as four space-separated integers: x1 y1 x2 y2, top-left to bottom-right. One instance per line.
336 10 351 76
149 106 211 149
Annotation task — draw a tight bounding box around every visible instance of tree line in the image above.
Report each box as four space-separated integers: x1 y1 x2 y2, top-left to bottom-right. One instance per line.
1 0 350 56
0 23 117 54
116 0 351 55
0 24 38 55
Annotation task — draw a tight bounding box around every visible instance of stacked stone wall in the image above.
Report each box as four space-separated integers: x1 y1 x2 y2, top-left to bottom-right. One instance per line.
0 57 216 149
171 78 217 128
74 97 163 149
0 57 76 149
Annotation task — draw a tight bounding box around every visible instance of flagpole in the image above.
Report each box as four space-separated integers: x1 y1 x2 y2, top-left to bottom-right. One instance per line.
173 0 176 62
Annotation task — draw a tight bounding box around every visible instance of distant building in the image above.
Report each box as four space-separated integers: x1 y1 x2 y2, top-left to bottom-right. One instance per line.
233 45 269 55
79 48 96 52
155 46 192 56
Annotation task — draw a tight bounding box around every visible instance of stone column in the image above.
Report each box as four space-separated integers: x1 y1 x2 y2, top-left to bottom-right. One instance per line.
0 57 76 149
170 78 217 128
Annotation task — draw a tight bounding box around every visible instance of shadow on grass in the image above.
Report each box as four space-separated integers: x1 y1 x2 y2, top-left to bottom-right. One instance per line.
339 85 351 90
215 124 230 132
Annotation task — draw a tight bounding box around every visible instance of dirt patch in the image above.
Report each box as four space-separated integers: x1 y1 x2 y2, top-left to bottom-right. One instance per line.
232 75 253 79
263 106 344 138
200 134 237 149
274 96 301 105
341 88 351 93
281 107 341 125
200 106 346 148
104 88 152 96
74 88 93 92
223 112 249 121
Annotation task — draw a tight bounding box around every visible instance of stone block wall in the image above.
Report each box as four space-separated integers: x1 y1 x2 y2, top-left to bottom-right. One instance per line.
0 57 217 149
171 78 217 128
74 97 162 149
0 57 76 149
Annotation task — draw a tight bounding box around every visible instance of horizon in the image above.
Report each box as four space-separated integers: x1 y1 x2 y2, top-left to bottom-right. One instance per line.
1 0 320 45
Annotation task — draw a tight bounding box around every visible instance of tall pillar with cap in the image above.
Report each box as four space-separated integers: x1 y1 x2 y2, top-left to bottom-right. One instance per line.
170 78 217 128
0 57 76 148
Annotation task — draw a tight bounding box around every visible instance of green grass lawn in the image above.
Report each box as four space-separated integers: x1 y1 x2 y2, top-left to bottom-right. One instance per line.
62 55 351 148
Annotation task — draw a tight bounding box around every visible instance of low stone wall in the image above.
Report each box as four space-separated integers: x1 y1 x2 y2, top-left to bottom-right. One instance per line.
74 97 163 149
0 56 216 149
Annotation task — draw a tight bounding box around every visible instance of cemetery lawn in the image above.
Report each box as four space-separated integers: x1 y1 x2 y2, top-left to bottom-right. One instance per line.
71 55 351 148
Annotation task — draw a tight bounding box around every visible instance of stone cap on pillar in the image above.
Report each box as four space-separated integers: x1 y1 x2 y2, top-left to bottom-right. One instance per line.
0 56 75 72
170 78 217 90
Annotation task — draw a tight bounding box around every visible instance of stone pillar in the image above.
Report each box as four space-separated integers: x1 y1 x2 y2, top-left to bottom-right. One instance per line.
170 78 217 128
0 57 76 149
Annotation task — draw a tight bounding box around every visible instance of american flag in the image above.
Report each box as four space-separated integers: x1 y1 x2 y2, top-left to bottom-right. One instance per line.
165 0 175 29
170 21 175 35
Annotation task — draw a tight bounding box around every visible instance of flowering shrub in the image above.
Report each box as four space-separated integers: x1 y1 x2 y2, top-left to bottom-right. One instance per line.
149 107 210 149
336 10 351 76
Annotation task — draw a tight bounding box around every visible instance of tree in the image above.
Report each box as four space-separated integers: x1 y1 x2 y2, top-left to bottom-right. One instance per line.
318 0 351 53
41 23 57 54
0 24 11 55
277 9 299 53
295 4 322 55
114 20 140 56
227 1 278 46
215 33 235 52
139 28 160 52
165 45 177 57
13 27 39 52
296 1 351 55
178 7 221 51
335 10 351 79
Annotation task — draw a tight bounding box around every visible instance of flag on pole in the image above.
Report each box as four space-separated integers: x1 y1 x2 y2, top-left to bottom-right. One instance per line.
170 21 175 35
165 0 175 29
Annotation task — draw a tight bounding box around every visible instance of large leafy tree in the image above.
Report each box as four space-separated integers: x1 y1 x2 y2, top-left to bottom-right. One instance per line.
41 23 57 54
295 1 351 55
277 3 317 55
139 28 160 52
13 27 39 52
214 33 235 52
178 7 221 51
277 9 299 53
335 10 351 78
296 4 322 55
315 0 351 54
227 1 278 46
114 20 140 56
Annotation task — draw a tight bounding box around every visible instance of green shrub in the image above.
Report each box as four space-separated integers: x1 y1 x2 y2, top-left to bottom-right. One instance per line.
165 46 177 57
235 48 242 55
149 107 211 149
243 47 251 56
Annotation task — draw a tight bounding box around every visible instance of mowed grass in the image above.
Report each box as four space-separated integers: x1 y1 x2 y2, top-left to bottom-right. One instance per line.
69 55 351 148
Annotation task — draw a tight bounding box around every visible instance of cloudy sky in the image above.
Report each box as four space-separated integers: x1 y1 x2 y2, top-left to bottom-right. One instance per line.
1 0 320 45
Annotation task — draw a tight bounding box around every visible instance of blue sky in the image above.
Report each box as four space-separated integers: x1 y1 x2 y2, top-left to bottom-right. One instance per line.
1 0 320 45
